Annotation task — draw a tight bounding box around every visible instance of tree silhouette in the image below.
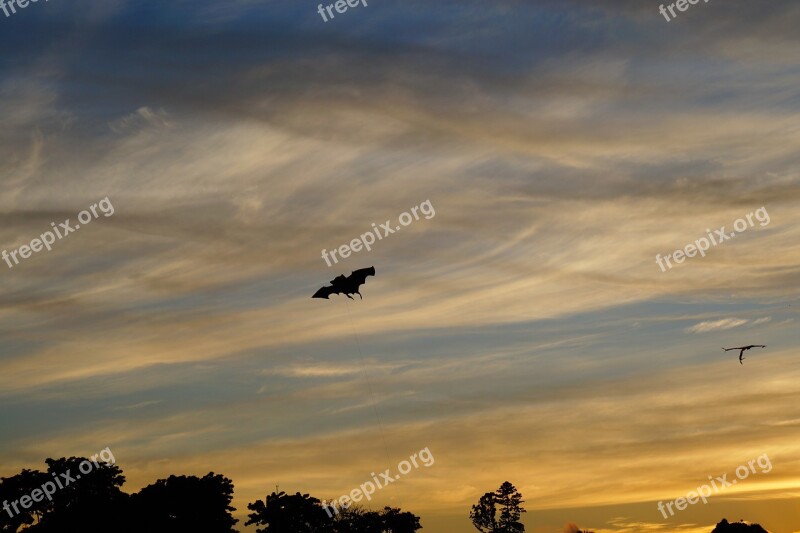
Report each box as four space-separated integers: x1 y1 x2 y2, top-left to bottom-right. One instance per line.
23 457 128 533
245 492 422 533
379 506 422 532
0 469 51 532
328 505 370 533
470 492 497 532
331 505 421 533
0 457 240 533
246 491 331 533
130 472 238 532
470 481 526 532
2 453 422 533
711 519 768 532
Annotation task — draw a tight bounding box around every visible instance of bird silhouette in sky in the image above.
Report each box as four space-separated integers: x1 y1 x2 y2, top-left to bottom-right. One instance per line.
722 345 766 364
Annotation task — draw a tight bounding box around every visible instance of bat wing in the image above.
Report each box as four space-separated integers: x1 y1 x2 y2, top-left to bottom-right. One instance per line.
312 285 337 299
346 266 375 290
313 267 374 299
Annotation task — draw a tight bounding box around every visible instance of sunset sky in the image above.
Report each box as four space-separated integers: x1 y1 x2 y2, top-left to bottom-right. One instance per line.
1 0 800 531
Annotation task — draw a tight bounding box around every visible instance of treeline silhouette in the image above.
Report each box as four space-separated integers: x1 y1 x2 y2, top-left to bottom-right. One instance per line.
0 455 420 533
466 482 772 533
0 460 775 533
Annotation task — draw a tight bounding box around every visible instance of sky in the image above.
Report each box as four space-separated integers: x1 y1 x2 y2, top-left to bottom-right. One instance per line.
1 0 800 531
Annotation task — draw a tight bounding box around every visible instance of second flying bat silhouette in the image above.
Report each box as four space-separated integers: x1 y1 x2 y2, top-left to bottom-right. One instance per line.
723 344 766 364
312 266 375 299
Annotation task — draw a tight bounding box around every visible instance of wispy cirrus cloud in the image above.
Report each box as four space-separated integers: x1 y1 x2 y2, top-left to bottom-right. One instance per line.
686 316 774 333
108 107 172 134
686 318 749 334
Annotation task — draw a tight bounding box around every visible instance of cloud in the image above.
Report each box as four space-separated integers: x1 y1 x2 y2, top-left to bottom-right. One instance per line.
1 2 800 532
108 107 172 134
686 318 749 334
595 518 711 533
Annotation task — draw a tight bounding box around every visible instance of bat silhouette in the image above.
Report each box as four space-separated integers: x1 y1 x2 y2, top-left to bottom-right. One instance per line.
312 266 375 300
722 344 766 364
